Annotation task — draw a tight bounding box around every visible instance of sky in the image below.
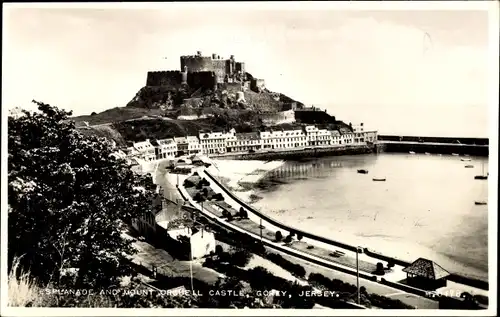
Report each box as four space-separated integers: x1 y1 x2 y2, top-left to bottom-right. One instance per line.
2 3 497 137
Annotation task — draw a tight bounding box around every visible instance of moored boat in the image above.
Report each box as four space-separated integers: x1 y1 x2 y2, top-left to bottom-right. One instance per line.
452 153 459 156
474 201 487 205
464 165 474 168
357 169 369 174
425 152 430 155
461 158 471 162
475 161 488 180
372 177 386 182
409 151 416 154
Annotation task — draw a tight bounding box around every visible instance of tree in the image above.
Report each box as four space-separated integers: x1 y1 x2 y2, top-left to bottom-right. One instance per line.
375 262 385 275
239 207 248 219
90 112 97 116
284 235 292 243
8 101 157 289
297 234 303 241
275 231 283 242
215 245 223 255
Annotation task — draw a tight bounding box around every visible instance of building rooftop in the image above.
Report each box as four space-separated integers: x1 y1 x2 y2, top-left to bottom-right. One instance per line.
402 258 451 280
236 132 260 141
133 140 154 150
158 138 176 145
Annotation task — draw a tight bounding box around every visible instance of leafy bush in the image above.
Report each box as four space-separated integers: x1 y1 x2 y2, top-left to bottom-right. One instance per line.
275 231 283 242
266 253 306 278
239 207 248 219
309 273 414 309
183 179 195 188
8 101 156 289
231 250 252 267
375 262 385 275
212 193 224 201
297 234 303 241
215 245 223 255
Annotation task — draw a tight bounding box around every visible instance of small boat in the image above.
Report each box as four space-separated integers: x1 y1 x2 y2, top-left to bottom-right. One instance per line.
461 158 471 162
373 178 386 182
357 169 369 174
475 201 487 205
464 165 474 168
425 152 430 155
475 161 488 180
409 151 416 155
464 154 470 157
437 154 443 156
452 153 459 156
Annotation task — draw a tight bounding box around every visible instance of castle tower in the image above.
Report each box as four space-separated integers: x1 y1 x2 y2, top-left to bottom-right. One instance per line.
181 66 188 84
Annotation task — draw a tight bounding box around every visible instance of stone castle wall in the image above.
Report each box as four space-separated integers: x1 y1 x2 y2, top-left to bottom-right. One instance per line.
146 71 182 87
147 52 246 90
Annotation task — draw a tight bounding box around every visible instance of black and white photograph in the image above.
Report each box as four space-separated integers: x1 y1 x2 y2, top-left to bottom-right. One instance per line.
1 2 498 316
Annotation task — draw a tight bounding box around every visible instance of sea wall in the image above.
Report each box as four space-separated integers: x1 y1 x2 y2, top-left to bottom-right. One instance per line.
378 135 489 146
378 142 488 156
205 169 489 291
214 145 375 161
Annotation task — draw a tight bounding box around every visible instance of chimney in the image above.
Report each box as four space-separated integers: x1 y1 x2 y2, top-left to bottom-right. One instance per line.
212 53 217 59
197 51 202 57
230 55 235 60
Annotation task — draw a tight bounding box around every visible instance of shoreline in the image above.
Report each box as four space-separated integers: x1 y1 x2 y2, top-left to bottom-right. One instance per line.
206 156 488 286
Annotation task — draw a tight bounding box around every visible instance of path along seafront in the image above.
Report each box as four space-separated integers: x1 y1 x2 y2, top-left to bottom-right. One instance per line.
143 153 489 307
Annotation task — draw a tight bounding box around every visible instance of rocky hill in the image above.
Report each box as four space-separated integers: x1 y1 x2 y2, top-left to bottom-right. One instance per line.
73 73 351 146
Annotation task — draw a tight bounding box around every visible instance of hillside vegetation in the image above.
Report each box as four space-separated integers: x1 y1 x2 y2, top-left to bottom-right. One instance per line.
72 75 350 145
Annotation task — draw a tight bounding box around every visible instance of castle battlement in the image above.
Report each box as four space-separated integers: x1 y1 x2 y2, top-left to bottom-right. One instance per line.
147 51 250 90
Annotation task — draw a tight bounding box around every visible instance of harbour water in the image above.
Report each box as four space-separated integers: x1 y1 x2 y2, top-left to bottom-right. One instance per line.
243 153 489 281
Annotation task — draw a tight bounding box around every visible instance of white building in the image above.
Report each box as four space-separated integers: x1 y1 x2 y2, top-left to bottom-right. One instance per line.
305 125 331 146
164 226 216 260
156 138 178 159
8 107 25 119
198 130 233 155
352 123 366 144
330 130 342 145
133 139 156 161
341 131 355 145
110 150 127 160
364 130 378 143
226 132 262 153
174 136 202 156
260 127 307 150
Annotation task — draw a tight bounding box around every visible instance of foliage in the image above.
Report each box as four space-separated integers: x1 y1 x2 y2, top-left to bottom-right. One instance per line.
230 249 253 267
8 101 158 289
265 252 306 278
215 245 223 255
238 207 248 219
308 273 414 309
211 193 224 201
375 262 385 275
275 231 283 242
297 234 303 241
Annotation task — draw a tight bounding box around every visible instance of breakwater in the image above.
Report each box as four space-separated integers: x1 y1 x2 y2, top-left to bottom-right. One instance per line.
378 135 489 146
378 142 488 156
213 145 375 161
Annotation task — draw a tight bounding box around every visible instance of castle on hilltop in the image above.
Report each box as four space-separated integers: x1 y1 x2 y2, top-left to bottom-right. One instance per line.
146 51 266 93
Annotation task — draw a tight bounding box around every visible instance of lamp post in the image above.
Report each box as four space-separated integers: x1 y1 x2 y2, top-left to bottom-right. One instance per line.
259 218 263 242
356 246 363 304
